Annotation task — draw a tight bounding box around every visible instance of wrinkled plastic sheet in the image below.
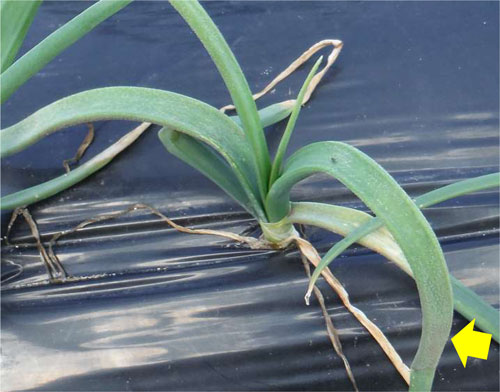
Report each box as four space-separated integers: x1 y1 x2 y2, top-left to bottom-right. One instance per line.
1 1 499 391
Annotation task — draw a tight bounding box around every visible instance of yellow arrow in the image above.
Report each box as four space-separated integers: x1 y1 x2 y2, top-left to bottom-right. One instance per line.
451 319 492 367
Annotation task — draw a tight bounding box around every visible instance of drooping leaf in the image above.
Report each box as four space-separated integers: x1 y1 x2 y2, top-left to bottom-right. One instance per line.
288 201 500 342
266 141 453 391
1 0 42 73
0 86 266 221
301 172 500 297
1 122 150 210
170 0 271 200
1 0 131 102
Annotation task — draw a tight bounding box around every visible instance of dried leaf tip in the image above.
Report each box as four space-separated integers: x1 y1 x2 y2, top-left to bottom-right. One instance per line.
304 292 311 306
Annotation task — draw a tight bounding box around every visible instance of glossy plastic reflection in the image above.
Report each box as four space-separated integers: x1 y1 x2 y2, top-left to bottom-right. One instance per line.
1 2 499 391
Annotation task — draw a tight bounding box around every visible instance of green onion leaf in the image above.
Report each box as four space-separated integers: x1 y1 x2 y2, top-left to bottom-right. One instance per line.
1 0 42 73
266 141 453 391
170 0 270 201
301 172 500 301
1 122 149 210
1 0 131 102
268 56 323 187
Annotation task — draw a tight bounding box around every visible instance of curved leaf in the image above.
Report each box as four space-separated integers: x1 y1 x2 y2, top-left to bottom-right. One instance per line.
302 172 500 297
1 0 131 102
170 0 270 200
1 86 266 220
266 141 453 391
1 122 150 210
288 201 500 342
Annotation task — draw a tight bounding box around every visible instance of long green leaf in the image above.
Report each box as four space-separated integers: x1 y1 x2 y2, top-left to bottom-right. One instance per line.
0 87 266 221
170 0 270 201
452 277 499 342
288 202 500 342
1 0 42 73
266 141 453 391
303 173 500 298
416 172 500 208
1 0 131 103
1 122 150 210
268 56 322 187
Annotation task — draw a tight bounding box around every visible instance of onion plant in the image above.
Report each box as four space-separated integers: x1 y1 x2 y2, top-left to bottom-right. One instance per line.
1 1 498 391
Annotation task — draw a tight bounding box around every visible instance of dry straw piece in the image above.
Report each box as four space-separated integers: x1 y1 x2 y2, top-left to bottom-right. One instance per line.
220 39 343 113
